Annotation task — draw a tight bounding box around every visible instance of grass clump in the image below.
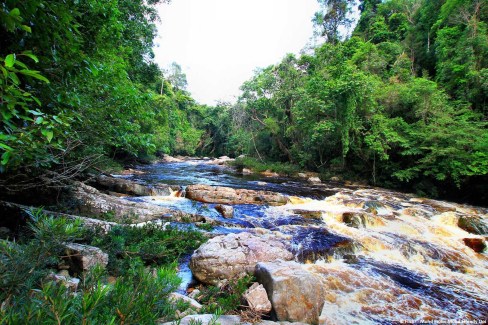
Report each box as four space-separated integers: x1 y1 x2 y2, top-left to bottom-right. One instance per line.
233 157 300 176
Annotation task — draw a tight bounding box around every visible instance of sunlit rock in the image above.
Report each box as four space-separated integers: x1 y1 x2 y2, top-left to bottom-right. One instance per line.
308 176 321 184
189 232 293 285
215 204 234 219
255 260 325 324
243 282 272 314
185 184 289 206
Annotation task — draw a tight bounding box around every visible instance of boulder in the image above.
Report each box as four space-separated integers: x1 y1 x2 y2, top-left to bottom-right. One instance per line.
308 177 321 184
255 260 325 324
64 243 108 271
262 170 279 177
242 168 253 175
215 204 234 219
46 273 80 292
70 182 172 222
185 184 288 206
93 175 172 196
161 155 184 163
189 232 293 285
458 215 488 235
243 282 272 314
168 292 202 311
462 238 486 253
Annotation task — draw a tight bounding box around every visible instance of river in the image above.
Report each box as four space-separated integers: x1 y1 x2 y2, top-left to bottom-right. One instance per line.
122 159 488 324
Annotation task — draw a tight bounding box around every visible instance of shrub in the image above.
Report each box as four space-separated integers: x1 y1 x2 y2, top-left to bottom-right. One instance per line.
89 222 207 276
0 210 206 324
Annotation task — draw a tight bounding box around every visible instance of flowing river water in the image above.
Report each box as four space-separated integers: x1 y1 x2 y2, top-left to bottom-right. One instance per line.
122 159 488 324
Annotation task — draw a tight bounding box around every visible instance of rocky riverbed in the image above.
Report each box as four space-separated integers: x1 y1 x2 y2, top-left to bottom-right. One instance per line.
108 157 487 324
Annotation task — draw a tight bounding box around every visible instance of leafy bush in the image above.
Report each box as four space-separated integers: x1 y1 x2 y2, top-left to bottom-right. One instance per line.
0 210 202 324
1 263 181 324
0 210 84 301
89 223 207 276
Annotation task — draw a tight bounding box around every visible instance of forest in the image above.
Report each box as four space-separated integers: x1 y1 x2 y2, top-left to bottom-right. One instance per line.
1 0 487 203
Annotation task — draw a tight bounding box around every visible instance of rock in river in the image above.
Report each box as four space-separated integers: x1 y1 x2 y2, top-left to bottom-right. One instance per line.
255 260 325 324
185 184 289 206
189 232 293 285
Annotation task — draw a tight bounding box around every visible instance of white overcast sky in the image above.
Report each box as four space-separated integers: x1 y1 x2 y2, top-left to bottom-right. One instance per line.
153 0 321 105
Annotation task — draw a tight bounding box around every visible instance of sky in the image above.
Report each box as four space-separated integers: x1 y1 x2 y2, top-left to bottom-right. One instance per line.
153 0 321 105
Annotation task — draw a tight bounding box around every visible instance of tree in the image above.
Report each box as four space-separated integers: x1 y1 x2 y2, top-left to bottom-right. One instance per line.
165 62 188 91
313 0 356 43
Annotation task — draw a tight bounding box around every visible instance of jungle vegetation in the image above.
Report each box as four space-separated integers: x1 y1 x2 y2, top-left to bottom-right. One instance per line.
1 0 487 204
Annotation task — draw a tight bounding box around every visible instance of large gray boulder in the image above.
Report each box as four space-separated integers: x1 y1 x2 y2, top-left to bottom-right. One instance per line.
186 184 289 206
189 232 293 284
255 260 325 324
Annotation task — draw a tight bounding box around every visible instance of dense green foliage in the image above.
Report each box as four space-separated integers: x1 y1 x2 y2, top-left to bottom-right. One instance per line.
0 213 194 324
198 0 488 203
0 0 202 177
90 223 206 276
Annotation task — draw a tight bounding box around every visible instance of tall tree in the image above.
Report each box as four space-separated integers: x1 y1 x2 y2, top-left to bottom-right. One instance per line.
313 0 356 43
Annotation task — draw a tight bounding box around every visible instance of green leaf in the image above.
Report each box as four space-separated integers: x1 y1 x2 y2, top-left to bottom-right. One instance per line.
22 52 39 63
5 54 16 68
21 25 31 33
19 70 50 83
35 117 44 124
0 66 7 79
9 8 21 18
8 72 20 85
0 143 14 151
1 151 11 165
28 110 44 116
41 129 54 142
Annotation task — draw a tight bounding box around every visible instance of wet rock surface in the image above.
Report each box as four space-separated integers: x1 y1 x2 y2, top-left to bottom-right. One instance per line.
185 184 289 206
215 204 234 218
189 232 293 284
